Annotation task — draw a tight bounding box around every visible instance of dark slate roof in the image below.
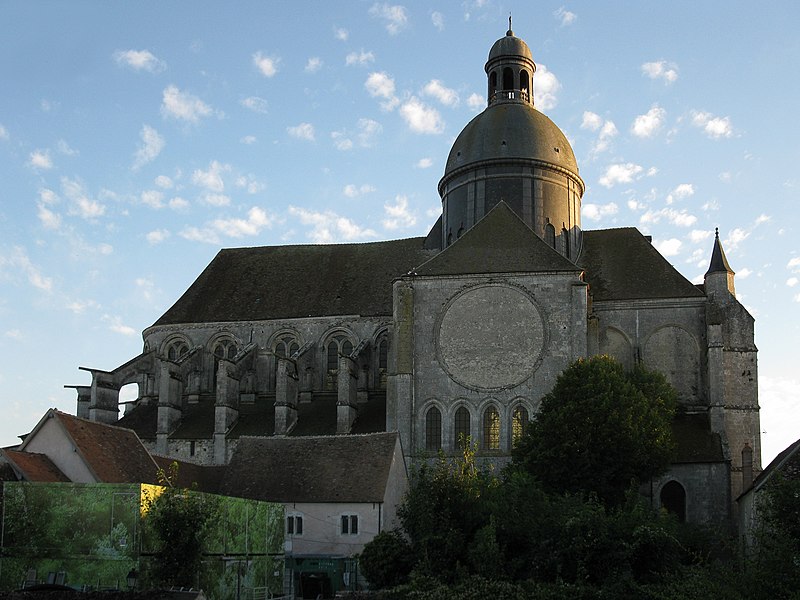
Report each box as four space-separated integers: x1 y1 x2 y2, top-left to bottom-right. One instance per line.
171 401 217 439
228 397 276 439
153 238 437 326
291 395 338 437
579 228 705 302
413 202 581 277
705 229 734 276
744 437 800 496
671 412 725 464
219 433 401 503
151 455 226 494
52 411 160 484
117 402 158 440
351 393 387 434
3 450 70 482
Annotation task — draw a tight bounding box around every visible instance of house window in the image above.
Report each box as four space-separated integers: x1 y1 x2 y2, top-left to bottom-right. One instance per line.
512 406 529 446
340 514 358 535
483 406 500 450
425 407 442 451
287 515 303 536
454 407 470 449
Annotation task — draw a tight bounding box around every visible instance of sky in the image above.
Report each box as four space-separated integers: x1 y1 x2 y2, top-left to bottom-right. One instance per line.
1 1 799 464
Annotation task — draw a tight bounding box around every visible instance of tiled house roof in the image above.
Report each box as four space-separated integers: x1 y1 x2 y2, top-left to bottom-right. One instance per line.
3 450 70 482
51 410 160 484
219 432 401 503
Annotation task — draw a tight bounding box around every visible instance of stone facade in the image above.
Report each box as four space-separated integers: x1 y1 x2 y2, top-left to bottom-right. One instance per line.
64 27 761 529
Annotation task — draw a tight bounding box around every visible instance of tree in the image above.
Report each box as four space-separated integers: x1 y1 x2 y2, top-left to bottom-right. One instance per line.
512 356 677 507
141 462 219 589
358 530 414 589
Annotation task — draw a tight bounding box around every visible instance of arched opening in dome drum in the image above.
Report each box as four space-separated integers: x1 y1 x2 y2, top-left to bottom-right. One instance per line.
503 67 514 91
520 70 530 101
489 71 498 98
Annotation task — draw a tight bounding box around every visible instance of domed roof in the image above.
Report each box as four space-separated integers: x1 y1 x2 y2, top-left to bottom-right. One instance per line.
487 31 533 65
443 103 579 178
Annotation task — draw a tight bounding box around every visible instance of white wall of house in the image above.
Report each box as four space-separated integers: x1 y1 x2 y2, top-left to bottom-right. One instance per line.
21 415 96 483
284 501 383 557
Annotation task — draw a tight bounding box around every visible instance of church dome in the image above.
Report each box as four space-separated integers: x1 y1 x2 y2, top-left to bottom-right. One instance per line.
436 26 584 259
442 103 579 177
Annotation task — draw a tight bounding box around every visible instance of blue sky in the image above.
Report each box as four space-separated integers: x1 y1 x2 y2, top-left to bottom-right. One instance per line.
1 1 798 464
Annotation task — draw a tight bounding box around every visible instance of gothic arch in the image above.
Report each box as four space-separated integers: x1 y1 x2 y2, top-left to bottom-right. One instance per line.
509 397 534 449
643 325 700 402
600 326 634 371
448 399 474 451
659 479 687 522
419 398 445 453
160 334 191 361
320 328 358 391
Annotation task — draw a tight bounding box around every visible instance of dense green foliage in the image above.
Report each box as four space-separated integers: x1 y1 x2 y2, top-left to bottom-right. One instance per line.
141 463 219 589
358 530 414 589
512 356 677 507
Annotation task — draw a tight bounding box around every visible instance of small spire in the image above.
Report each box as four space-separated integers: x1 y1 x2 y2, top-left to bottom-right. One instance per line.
705 226 734 276
507 12 513 36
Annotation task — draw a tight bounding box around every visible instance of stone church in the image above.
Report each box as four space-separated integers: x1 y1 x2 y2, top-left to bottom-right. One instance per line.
67 27 760 526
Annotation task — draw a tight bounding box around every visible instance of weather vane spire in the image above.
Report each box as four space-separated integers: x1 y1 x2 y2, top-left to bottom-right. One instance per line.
508 12 513 35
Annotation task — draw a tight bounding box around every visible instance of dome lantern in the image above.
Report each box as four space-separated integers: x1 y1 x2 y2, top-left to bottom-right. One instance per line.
485 20 536 108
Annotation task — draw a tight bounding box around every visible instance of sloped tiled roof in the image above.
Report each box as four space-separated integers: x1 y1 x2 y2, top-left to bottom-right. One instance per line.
3 450 70 482
413 202 581 277
219 433 401 503
151 455 226 494
153 238 437 326
744 437 800 496
580 228 705 302
52 411 160 484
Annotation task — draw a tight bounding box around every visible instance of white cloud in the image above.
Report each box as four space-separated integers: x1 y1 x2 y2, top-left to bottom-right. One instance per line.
203 193 231 207
305 57 323 72
737 268 752 279
581 111 603 131
358 118 382 147
365 71 399 110
40 99 58 112
141 190 164 209
212 206 272 237
241 96 269 113
725 227 749 251
334 27 349 41
689 229 712 244
132 124 164 170
105 315 137 336
343 184 376 198
383 195 416 229
346 50 375 66
146 229 170 244
4 247 53 292
655 238 682 257
289 206 377 243
62 176 105 219
691 111 734 139
287 122 316 142
169 197 189 210
191 160 229 192
532 64 560 110
37 203 61 230
582 202 619 221
180 226 220 244
423 79 459 107
235 175 264 194
331 132 353 151
467 93 483 110
252 51 279 77
755 214 771 225
554 7 577 26
399 97 444 134
56 139 78 156
416 158 433 169
431 11 444 30
369 3 409 35
0 124 8 140
39 188 58 204
161 85 213 123
787 277 798 287
787 257 800 271
113 49 166 73
641 60 678 83
29 150 53 170
672 183 695 200
155 175 173 189
631 105 666 138
241 135 257 145
641 207 697 227
599 163 644 188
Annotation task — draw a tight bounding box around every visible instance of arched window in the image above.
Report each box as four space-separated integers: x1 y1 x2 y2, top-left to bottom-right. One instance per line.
660 481 686 522
213 339 237 361
512 406 529 446
425 407 442 452
502 67 514 91
327 341 339 371
483 406 500 450
562 227 570 258
545 223 556 248
325 334 355 390
489 71 498 98
166 339 190 361
454 407 470 449
520 70 530 101
378 339 388 370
